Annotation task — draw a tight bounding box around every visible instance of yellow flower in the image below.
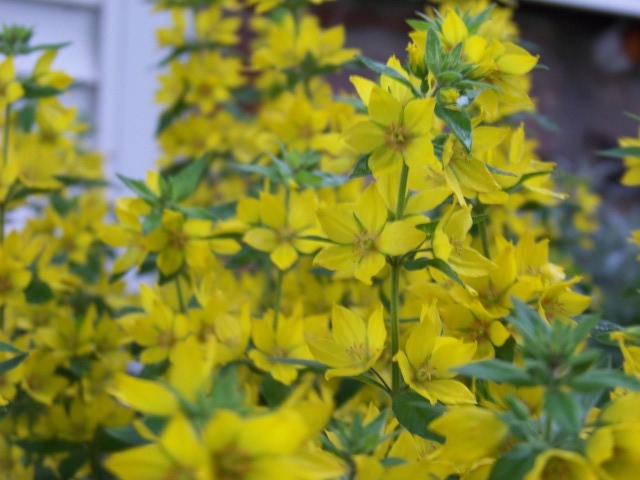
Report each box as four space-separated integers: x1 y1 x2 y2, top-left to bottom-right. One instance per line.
432 203 496 277
343 85 437 177
619 128 640 186
429 406 508 466
142 210 213 276
0 246 32 307
394 303 476 405
248 308 314 385
105 414 210 480
524 449 598 480
120 285 190 364
204 408 315 480
243 189 320 271
308 303 386 380
0 56 24 109
537 277 591 322
314 183 426 285
587 424 640 480
441 128 506 206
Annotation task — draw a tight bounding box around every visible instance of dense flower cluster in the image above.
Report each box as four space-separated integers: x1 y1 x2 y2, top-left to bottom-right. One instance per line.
0 1 639 479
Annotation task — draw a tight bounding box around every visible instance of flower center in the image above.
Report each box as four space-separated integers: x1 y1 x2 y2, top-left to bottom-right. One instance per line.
213 445 252 480
354 230 376 255
385 123 411 152
416 363 438 383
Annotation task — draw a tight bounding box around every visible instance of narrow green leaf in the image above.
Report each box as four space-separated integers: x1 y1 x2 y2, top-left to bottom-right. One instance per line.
102 425 150 447
415 221 438 235
391 391 445 442
20 81 62 99
267 357 328 369
544 389 581 434
404 257 465 288
435 105 472 153
17 104 36 132
485 164 518 178
355 54 422 97
569 369 640 392
225 246 262 269
489 444 538 480
454 360 536 386
597 146 640 159
0 353 27 375
350 154 372 179
425 28 442 75
624 111 640 122
117 174 158 203
406 19 431 31
171 154 210 203
0 342 24 354
25 42 70 53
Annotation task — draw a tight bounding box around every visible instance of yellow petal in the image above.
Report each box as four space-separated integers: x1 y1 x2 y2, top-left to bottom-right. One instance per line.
109 373 178 416
314 245 354 273
270 242 298 270
243 227 277 252
354 252 385 285
442 10 468 47
342 121 385 153
316 207 357 244
378 221 425 256
368 86 402 127
403 98 435 136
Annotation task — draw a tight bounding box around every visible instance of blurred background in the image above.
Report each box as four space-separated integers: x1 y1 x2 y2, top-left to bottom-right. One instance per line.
2 0 640 322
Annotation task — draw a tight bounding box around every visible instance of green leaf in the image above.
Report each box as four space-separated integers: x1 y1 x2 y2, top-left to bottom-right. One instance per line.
17 103 36 132
436 71 461 84
425 28 442 75
432 133 448 163
225 246 262 269
170 154 210 203
403 257 465 288
24 277 55 304
261 375 291 407
391 391 445 442
155 94 187 136
95 425 149 453
20 81 62 99
489 444 538 480
597 146 640 159
567 313 601 352
454 360 536 386
435 105 472 153
209 365 245 411
406 19 431 31
0 353 28 375
415 221 438 235
24 41 70 54
295 170 345 188
350 154 372 179
569 369 640 392
354 54 422 97
16 439 79 454
544 389 581 434
485 164 518 178
624 111 640 122
0 342 24 354
117 174 158 204
142 211 163 236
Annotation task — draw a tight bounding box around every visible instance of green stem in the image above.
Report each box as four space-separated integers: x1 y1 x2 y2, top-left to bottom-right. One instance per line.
476 202 491 260
272 268 284 330
390 260 402 395
395 163 409 220
2 104 10 169
389 163 410 396
175 277 186 313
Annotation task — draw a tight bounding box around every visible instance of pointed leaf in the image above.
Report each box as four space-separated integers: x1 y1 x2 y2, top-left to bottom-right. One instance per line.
392 391 445 442
435 105 472 153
